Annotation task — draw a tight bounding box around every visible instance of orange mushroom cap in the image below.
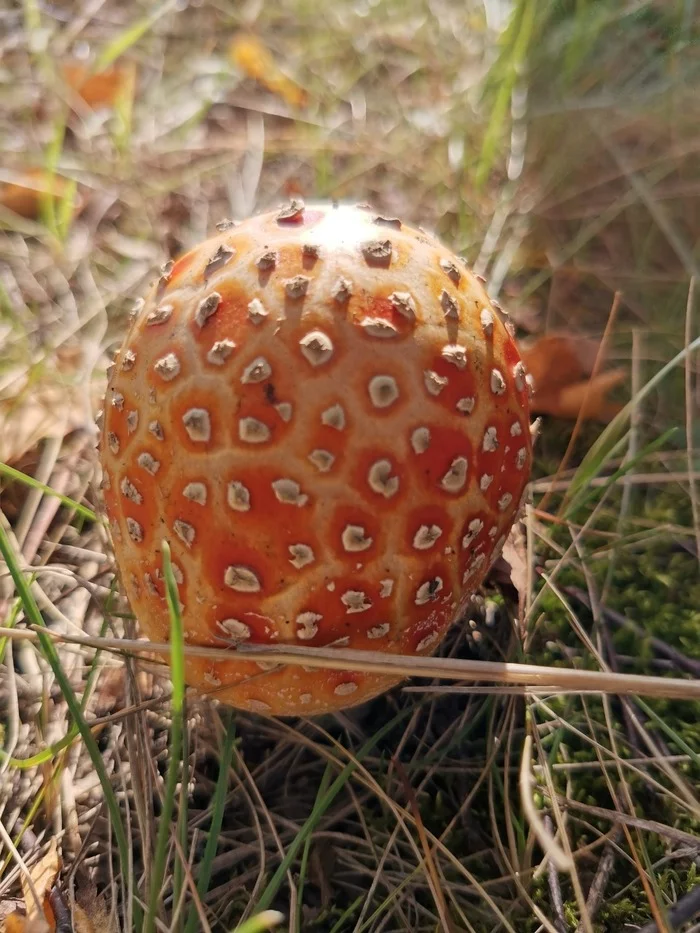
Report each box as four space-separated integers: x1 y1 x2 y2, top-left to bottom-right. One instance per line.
99 202 533 717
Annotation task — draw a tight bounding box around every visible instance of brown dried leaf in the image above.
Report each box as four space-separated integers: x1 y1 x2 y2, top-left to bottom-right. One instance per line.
4 838 61 933
0 382 89 466
61 61 137 110
229 34 308 109
0 171 81 221
519 333 625 422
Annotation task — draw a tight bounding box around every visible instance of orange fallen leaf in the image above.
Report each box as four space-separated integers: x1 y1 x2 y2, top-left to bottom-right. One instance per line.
519 333 625 422
229 34 308 109
0 170 81 221
61 60 137 110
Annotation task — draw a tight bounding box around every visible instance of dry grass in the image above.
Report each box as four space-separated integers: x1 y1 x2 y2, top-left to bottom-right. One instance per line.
1 1 699 931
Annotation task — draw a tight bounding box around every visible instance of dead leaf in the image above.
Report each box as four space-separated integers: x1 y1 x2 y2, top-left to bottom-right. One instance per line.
519 333 625 422
0 170 81 221
0 381 91 467
4 839 61 933
61 61 137 110
499 523 529 636
229 34 308 109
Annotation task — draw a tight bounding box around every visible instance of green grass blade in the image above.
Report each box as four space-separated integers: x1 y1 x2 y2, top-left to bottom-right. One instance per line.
144 538 186 933
95 0 179 70
295 764 333 933
232 911 285 933
250 708 411 916
0 462 98 523
0 524 134 917
564 336 700 504
184 715 237 933
635 698 700 768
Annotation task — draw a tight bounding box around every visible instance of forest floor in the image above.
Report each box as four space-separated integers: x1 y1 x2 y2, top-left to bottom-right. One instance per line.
0 1 699 931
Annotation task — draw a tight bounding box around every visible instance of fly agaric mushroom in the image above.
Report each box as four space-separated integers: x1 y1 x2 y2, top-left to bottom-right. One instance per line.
99 202 533 717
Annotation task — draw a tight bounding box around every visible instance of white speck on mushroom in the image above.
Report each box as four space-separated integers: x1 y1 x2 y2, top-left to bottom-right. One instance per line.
321 404 345 430
147 304 173 326
183 408 211 443
239 417 271 443
204 671 221 687
462 518 484 548
498 492 513 512
207 339 236 365
121 350 136 371
331 277 353 303
440 456 468 493
441 344 467 369
440 289 459 319
216 619 250 645
361 239 392 264
272 478 308 506
256 250 277 271
513 361 526 391
241 356 272 383
411 427 431 453
154 353 181 381
144 572 157 594
195 292 221 327
389 291 416 319
108 433 119 454
415 577 443 606
137 452 160 475
183 482 207 505
126 518 143 542
277 198 304 221
172 520 194 548
480 308 494 336
296 612 321 640
413 524 443 550
368 459 399 498
247 298 268 325
227 481 251 511
416 631 439 652
342 525 373 552
424 370 448 396
111 393 124 411
480 474 494 491
224 565 261 592
216 218 236 231
490 368 507 395
204 244 235 279
482 426 498 452
289 544 315 569
300 330 333 365
368 375 399 408
148 420 164 441
511 421 523 437
334 682 358 696
120 477 142 504
516 447 528 470
126 410 139 434
266 404 288 425
456 397 475 414
379 579 394 598
285 275 310 299
341 590 372 614
308 449 335 472
361 317 399 338
248 699 272 714
300 693 312 704
368 622 390 639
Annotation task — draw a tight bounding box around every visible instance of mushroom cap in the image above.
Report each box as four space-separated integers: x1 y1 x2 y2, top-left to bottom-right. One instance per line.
99 202 532 717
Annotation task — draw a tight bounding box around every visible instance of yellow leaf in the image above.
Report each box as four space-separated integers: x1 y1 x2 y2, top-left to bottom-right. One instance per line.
229 34 308 109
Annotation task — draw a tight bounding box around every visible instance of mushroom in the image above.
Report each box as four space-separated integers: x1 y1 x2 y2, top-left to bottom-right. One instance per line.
99 201 533 717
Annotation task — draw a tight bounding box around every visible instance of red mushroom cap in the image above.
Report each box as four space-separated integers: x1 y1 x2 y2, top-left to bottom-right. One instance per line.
99 202 532 716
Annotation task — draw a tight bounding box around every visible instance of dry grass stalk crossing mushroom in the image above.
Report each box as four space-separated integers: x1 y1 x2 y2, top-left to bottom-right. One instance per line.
99 202 533 716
